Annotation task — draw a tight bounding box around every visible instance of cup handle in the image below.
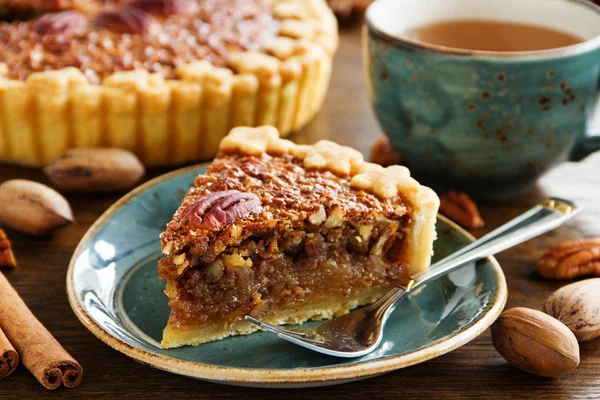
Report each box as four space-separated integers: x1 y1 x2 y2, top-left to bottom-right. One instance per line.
569 81 600 161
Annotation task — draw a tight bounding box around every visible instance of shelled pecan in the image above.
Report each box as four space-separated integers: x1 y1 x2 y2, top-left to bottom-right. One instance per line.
370 136 402 167
327 0 371 22
0 230 17 268
130 0 198 16
439 191 484 230
181 191 261 230
31 10 87 35
96 6 155 34
536 238 600 280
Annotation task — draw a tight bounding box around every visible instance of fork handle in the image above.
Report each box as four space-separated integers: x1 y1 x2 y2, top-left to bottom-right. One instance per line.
410 198 580 288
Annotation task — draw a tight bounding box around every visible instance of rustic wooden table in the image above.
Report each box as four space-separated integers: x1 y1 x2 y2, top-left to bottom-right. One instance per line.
1 24 600 400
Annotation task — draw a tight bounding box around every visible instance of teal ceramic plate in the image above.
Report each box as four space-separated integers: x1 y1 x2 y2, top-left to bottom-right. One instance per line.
67 164 507 388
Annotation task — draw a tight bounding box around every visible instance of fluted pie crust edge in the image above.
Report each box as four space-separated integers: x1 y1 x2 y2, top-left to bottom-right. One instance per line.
0 0 337 167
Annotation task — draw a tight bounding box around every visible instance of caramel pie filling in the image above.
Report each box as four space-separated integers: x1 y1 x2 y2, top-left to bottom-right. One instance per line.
161 222 411 329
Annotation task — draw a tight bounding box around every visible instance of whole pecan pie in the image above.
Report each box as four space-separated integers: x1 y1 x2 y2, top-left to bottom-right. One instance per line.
0 0 337 166
158 126 439 348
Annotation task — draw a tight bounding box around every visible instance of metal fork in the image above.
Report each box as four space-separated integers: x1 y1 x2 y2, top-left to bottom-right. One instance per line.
245 198 580 358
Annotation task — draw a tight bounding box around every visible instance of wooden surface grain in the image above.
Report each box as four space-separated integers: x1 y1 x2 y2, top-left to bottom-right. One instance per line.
1 24 600 400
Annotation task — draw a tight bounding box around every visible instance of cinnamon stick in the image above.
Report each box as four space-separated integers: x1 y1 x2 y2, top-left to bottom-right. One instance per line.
0 272 83 389
0 326 18 379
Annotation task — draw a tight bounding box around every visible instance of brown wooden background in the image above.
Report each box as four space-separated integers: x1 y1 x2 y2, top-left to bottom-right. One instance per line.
1 23 600 400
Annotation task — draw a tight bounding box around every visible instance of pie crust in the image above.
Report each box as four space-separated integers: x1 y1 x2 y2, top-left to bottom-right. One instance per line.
0 0 337 166
159 126 439 348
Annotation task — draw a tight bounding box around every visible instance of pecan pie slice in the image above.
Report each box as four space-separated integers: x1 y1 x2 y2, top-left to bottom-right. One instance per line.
159 126 439 348
0 0 337 166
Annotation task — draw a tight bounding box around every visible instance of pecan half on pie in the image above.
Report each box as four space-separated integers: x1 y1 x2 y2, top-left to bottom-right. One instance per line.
159 126 440 348
0 0 337 166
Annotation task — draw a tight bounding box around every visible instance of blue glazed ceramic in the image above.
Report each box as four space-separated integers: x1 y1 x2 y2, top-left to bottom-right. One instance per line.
66 164 507 388
365 0 600 198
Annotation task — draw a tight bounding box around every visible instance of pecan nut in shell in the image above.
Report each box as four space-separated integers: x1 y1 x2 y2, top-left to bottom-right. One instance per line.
544 279 600 342
491 307 579 378
44 148 145 192
0 180 73 236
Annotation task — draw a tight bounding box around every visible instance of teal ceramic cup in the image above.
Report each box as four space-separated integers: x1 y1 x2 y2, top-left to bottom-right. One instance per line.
365 0 600 198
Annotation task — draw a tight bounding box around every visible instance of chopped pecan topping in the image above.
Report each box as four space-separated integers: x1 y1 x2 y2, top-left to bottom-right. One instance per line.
130 0 199 16
439 191 484 230
95 6 156 34
31 10 88 35
0 229 17 269
537 238 600 280
181 190 261 230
